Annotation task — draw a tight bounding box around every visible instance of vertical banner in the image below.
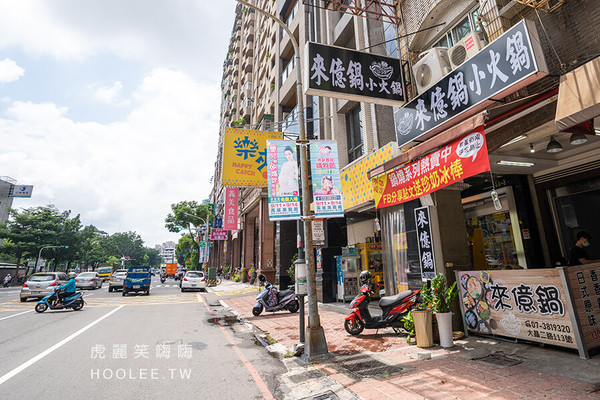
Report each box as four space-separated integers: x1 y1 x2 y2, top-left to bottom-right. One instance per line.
266 140 301 220
213 216 223 229
310 141 344 218
414 206 436 280
224 187 239 231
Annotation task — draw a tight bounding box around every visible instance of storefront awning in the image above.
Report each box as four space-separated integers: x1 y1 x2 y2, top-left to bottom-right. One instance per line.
555 56 600 131
368 112 487 179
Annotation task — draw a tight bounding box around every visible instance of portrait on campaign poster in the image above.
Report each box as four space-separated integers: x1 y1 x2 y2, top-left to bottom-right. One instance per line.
309 141 344 218
266 140 301 221
277 145 299 196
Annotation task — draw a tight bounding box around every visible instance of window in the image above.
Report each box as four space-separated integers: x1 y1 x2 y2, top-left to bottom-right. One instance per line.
431 7 483 49
346 105 363 163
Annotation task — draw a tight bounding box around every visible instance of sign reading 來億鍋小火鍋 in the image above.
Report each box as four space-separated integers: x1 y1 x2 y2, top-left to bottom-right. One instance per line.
304 41 406 106
457 269 577 349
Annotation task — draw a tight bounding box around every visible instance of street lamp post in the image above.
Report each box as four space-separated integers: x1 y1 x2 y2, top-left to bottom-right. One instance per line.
235 0 328 356
183 212 210 268
36 245 69 273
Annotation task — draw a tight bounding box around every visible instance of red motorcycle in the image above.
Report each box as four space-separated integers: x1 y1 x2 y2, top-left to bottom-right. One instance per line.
344 271 421 335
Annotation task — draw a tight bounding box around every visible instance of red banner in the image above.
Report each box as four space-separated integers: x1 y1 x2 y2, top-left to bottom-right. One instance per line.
373 126 490 208
224 187 239 231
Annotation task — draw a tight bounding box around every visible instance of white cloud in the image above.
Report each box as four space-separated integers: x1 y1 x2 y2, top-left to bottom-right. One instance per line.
0 68 220 246
0 1 236 77
90 81 126 105
0 58 25 82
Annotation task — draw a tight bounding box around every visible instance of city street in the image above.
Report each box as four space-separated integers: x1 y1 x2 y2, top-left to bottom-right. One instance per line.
0 279 285 400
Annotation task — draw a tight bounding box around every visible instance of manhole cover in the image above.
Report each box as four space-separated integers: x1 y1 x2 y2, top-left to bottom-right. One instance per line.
299 391 340 400
188 341 207 350
337 354 404 379
474 352 522 368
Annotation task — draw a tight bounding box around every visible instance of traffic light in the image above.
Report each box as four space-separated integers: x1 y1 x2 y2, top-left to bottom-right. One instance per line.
175 226 182 232
64 246 69 249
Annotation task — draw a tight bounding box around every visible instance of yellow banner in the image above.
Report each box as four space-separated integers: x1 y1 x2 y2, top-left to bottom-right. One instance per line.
221 128 283 187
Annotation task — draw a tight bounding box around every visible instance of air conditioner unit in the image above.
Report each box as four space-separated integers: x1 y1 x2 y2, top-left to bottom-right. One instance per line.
449 31 487 69
412 47 452 95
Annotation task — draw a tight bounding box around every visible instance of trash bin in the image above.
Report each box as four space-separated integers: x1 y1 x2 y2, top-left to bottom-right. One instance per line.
413 309 433 348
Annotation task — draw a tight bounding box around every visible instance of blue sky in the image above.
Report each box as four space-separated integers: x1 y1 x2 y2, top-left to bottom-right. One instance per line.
0 1 236 247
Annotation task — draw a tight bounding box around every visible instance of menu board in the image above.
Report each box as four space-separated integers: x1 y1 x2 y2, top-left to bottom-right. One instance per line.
457 269 577 349
566 263 600 352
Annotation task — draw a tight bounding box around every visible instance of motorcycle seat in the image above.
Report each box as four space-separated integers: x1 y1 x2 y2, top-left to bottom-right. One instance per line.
379 290 414 308
277 289 293 300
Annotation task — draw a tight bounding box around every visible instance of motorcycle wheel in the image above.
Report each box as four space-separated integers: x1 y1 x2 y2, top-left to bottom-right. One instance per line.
252 305 263 316
72 299 84 311
344 318 365 335
287 300 299 313
35 303 48 313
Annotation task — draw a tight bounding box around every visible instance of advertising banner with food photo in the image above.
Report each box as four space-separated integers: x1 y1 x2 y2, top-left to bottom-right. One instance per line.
310 141 344 218
457 269 578 349
221 128 283 187
266 140 301 221
372 126 490 208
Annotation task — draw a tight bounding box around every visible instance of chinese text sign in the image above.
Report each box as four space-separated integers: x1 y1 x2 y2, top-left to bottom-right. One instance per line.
414 206 436 280
221 128 283 187
223 187 239 231
567 263 600 352
266 140 301 221
309 141 344 218
373 126 490 208
458 269 577 349
209 229 227 241
305 41 406 106
394 19 547 147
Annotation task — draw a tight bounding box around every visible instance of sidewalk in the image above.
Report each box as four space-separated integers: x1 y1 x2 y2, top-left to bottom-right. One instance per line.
221 292 600 400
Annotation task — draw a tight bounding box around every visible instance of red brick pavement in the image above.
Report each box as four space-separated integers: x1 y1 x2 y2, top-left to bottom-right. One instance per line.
224 294 600 400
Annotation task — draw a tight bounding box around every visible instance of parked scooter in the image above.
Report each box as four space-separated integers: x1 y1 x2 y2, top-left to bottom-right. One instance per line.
344 271 421 335
252 275 299 316
35 289 85 313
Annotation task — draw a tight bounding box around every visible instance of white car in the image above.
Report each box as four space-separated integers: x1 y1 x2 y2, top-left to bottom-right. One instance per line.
180 271 206 292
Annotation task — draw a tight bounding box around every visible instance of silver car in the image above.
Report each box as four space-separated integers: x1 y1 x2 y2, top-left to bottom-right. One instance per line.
108 269 128 292
20 272 68 302
75 272 103 289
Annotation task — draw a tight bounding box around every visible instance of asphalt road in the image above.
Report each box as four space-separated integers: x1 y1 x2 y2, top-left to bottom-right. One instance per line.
0 279 285 400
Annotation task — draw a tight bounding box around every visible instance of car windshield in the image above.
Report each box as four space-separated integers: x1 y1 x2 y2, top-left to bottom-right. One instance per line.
97 268 111 273
186 272 203 278
29 274 56 282
78 272 95 277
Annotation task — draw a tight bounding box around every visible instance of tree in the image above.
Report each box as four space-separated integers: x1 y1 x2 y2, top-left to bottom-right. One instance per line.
110 232 146 266
165 201 213 268
144 248 161 267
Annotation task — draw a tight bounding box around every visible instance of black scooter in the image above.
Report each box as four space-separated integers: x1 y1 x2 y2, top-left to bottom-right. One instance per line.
160 275 166 283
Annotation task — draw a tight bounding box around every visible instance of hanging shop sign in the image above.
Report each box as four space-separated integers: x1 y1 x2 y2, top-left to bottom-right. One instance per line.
207 203 215 215
304 42 406 107
266 140 301 221
340 142 398 210
224 187 239 231
11 185 34 198
373 126 490 208
394 19 548 147
221 128 283 187
414 206 436 280
209 228 227 241
309 141 344 218
457 269 578 350
213 216 223 229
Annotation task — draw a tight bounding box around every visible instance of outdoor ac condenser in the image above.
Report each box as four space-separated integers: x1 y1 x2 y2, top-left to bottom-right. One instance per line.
412 47 452 95
449 31 487 69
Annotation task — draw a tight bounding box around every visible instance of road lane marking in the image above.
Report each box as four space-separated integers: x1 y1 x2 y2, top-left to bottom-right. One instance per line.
0 310 33 321
200 296 274 400
196 293 204 303
0 305 125 386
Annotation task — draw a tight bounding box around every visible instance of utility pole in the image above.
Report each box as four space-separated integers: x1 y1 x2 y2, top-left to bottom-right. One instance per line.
235 0 328 356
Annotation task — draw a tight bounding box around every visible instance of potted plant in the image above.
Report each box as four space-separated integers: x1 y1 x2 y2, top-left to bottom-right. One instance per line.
422 273 457 348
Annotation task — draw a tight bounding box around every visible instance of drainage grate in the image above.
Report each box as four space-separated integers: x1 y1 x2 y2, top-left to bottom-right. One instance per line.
474 352 523 368
299 391 341 400
337 354 404 379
